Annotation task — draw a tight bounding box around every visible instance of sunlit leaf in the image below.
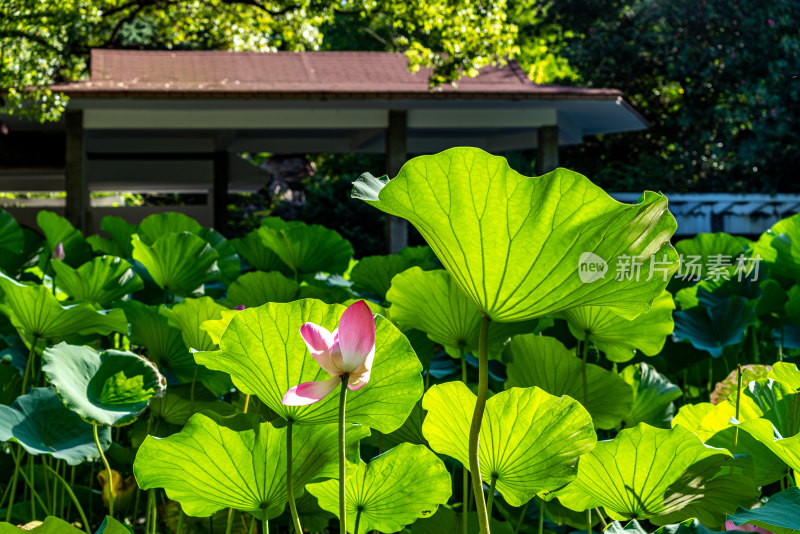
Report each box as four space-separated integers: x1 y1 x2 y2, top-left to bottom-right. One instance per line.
194 300 422 433
353 147 678 322
307 443 451 534
556 424 758 527
558 290 675 362
52 256 143 307
134 412 369 518
0 271 127 343
422 381 595 505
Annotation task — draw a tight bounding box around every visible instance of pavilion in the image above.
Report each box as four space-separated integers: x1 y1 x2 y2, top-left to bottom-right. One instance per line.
0 49 648 250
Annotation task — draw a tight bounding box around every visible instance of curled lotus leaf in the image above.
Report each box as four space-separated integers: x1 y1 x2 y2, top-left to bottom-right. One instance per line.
43 343 166 427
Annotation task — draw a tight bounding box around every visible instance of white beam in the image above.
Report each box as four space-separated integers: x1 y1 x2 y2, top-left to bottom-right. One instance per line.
407 108 556 129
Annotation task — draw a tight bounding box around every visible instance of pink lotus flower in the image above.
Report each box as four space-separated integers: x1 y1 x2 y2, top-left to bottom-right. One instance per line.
282 300 375 406
725 520 772 533
52 242 64 261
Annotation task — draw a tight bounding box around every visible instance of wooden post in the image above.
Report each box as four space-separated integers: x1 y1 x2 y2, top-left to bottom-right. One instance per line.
65 110 89 232
213 151 229 234
386 110 408 253
536 125 559 175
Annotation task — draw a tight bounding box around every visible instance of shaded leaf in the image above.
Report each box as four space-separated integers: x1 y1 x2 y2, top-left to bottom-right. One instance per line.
132 233 219 297
621 362 682 428
36 210 92 268
504 334 633 429
673 297 757 357
727 487 800 534
43 343 166 426
0 387 111 464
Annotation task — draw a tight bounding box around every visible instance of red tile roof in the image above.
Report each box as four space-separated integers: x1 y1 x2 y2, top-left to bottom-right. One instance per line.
52 49 623 100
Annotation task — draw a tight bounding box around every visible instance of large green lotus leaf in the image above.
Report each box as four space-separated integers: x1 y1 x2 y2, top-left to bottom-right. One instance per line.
0 387 111 464
198 228 241 285
0 227 44 277
503 334 632 429
132 233 220 297
52 256 144 308
672 297 757 357
558 290 675 362
119 300 190 372
388 268 539 358
43 343 166 426
133 411 369 518
731 379 800 438
727 487 800 534
226 271 299 308
306 443 451 534
195 299 422 432
770 361 800 390
258 217 354 276
711 365 773 404
231 229 291 274
87 216 138 258
0 516 85 533
768 214 800 282
350 254 414 300
620 362 682 428
672 402 785 486
138 212 202 244
160 297 228 352
0 209 24 255
556 424 758 527
36 210 92 268
674 233 750 284
0 272 127 342
422 381 596 505
148 383 235 426
735 418 800 483
372 400 426 449
353 147 678 322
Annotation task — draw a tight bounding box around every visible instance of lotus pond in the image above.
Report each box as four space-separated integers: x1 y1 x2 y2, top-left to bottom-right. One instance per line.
0 147 799 534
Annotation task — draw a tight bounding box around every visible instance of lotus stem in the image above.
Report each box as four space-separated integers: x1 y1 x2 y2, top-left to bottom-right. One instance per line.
5 443 24 521
16 453 49 517
286 419 303 533
512 499 530 534
469 313 491 534
461 353 469 534
262 508 269 534
42 456 52 512
537 498 545 534
486 475 497 520
354 507 363 534
247 514 257 534
339 373 349 534
20 336 38 395
586 509 591 534
580 338 589 406
44 462 90 534
594 508 608 529
733 364 743 456
93 424 114 518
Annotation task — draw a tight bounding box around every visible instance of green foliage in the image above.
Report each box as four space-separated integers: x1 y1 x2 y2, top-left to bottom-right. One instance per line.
306 443 451 534
422 381 596 506
42 343 166 426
